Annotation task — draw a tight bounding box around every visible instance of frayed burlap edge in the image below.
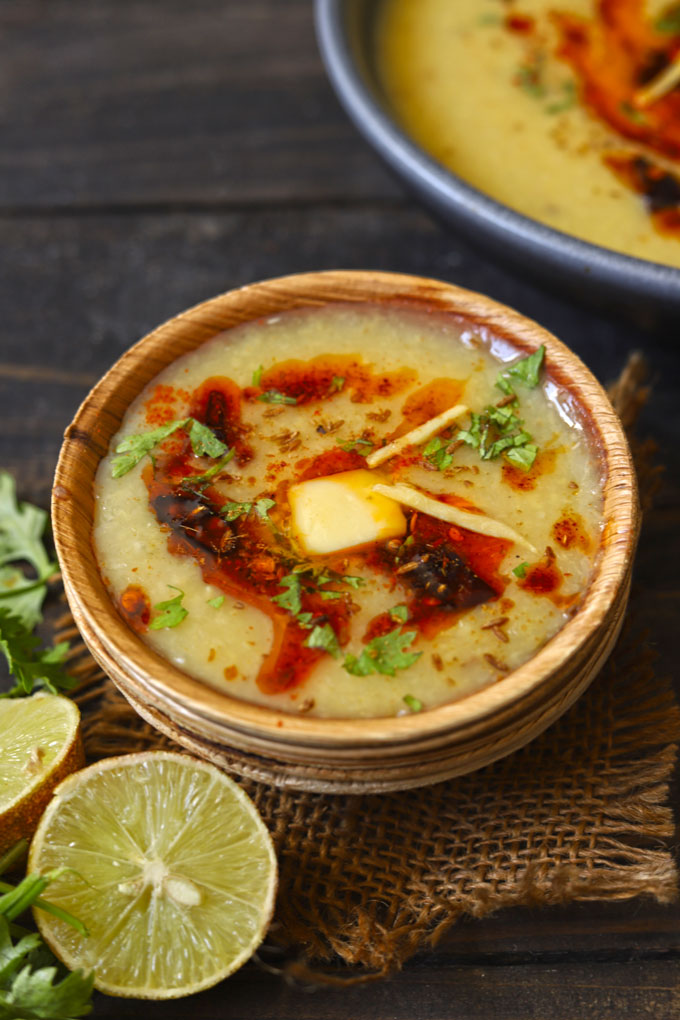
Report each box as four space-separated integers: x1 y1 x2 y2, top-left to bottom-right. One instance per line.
54 353 678 983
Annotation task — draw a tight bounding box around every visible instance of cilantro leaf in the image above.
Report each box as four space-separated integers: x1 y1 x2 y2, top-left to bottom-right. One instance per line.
0 474 56 629
505 444 538 470
513 562 529 579
656 5 680 33
304 623 341 659
403 694 422 713
423 436 454 471
343 628 421 677
0 609 73 699
329 375 345 394
148 586 188 630
221 498 275 523
252 365 264 387
0 869 93 1020
112 418 227 478
272 574 302 615
389 604 409 623
207 595 225 609
257 390 297 406
337 438 373 455
187 420 227 459
181 450 234 490
506 345 545 389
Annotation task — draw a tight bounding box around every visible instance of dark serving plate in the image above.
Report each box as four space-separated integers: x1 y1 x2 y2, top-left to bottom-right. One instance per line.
315 0 680 318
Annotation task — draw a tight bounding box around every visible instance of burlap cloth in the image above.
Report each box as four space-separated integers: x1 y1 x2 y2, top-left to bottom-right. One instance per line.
54 354 678 983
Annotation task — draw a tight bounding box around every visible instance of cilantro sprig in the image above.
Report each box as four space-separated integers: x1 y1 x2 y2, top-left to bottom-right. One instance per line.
111 418 227 478
423 435 455 472
343 627 421 677
457 405 538 470
148 586 188 630
0 472 73 699
221 498 275 523
0 845 94 1019
257 389 297 406
496 345 545 397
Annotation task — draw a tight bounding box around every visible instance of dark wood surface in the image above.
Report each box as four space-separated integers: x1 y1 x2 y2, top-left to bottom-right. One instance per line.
1 2 679 1017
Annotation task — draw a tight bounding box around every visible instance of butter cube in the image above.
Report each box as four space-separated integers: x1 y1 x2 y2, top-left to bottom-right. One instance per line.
288 469 407 555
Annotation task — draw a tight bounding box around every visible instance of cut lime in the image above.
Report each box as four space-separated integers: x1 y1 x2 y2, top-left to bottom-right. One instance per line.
0 692 83 856
28 751 277 999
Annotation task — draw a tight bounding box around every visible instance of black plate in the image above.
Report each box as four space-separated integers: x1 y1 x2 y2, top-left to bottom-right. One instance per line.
315 0 680 318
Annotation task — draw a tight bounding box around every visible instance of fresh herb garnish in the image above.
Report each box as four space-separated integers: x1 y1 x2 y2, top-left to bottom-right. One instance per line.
222 497 275 523
252 365 264 387
513 562 529 579
655 5 680 34
458 405 538 470
181 450 235 490
343 627 421 677
337 437 374 455
0 845 94 1020
0 472 57 629
0 609 73 699
272 573 303 616
329 375 345 394
111 418 227 478
257 389 297 406
403 694 422 713
423 435 455 471
149 586 188 630
389 604 409 623
207 595 225 609
304 623 341 659
496 345 545 395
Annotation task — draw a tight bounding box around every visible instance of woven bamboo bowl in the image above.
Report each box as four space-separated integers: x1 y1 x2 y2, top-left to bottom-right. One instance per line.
53 271 638 793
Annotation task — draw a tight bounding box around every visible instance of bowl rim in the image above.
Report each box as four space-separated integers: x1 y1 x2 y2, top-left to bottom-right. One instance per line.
314 0 680 309
52 269 638 750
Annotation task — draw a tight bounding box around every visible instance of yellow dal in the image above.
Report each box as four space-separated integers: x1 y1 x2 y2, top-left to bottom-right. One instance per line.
94 306 603 719
378 0 680 268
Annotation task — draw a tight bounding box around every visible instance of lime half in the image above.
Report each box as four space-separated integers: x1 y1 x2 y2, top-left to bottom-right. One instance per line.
28 751 277 999
0 693 83 856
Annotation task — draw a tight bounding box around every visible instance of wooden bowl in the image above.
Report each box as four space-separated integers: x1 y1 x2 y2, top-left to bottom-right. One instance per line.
52 271 639 793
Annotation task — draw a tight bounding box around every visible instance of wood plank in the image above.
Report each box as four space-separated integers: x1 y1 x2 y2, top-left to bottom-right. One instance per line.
86 956 680 1019
0 0 396 208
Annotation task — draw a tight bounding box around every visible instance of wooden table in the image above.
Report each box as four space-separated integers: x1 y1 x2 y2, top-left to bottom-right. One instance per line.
2 3 679 1017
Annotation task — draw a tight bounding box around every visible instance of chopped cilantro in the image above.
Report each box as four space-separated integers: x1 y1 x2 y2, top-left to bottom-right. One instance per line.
112 418 227 478
495 373 516 398
329 375 345 394
187 419 227 458
0 609 73 698
337 437 374 455
304 623 341 659
516 55 546 98
403 694 423 713
222 497 275 523
272 573 302 615
506 345 545 388
457 404 538 470
181 450 234 490
505 443 538 470
207 595 225 609
149 586 188 630
423 435 454 471
513 562 529 579
389 604 409 623
619 101 647 125
252 365 264 387
257 389 297 405
343 627 421 677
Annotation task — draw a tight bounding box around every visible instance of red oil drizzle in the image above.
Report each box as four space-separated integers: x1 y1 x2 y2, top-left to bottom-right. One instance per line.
552 512 591 551
394 378 465 435
119 585 151 632
189 377 254 464
144 384 190 427
506 13 535 33
520 547 577 608
243 355 416 405
604 153 680 238
502 449 557 491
